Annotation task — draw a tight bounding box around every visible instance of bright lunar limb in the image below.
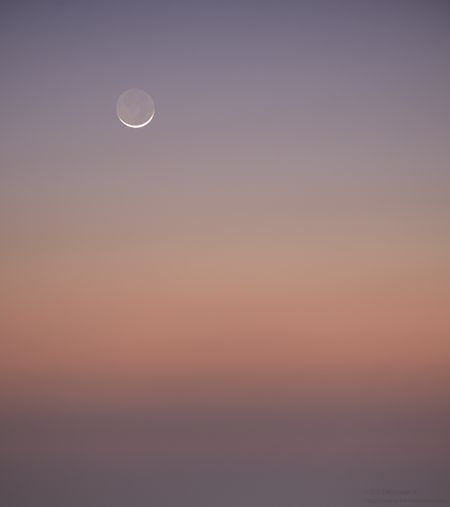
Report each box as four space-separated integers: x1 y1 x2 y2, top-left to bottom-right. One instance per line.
116 89 155 128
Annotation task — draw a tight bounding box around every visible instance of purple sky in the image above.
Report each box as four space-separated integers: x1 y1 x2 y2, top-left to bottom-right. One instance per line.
1 1 450 506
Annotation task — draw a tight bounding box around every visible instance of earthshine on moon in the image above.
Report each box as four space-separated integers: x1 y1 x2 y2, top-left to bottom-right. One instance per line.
116 89 155 128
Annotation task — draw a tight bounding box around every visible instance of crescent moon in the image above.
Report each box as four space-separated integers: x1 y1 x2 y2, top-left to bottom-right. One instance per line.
116 89 155 129
117 110 155 129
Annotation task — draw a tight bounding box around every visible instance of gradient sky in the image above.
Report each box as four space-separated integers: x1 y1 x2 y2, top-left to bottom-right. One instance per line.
1 1 450 506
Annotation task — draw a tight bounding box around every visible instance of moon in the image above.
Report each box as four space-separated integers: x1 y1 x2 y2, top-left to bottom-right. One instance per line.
116 89 155 128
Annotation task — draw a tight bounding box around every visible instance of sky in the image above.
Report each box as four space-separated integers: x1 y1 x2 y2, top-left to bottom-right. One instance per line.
1 1 450 506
